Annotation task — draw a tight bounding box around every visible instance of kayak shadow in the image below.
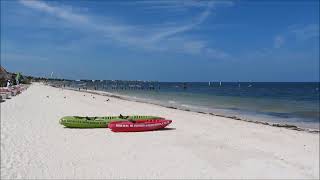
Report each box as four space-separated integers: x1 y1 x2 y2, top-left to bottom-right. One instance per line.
113 128 176 133
156 127 176 131
135 127 176 133
63 127 107 129
61 127 176 131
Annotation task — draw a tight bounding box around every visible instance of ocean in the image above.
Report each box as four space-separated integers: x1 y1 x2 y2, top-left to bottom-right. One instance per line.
64 81 319 130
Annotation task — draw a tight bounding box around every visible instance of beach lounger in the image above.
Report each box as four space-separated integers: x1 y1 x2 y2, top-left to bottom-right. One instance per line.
0 92 10 99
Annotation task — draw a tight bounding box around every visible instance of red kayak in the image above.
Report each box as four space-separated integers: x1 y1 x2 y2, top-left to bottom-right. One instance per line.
108 119 172 132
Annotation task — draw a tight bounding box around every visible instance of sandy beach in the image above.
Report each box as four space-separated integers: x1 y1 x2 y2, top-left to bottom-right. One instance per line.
1 83 319 179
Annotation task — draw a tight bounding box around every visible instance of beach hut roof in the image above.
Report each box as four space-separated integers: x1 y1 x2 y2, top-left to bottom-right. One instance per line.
0 66 12 80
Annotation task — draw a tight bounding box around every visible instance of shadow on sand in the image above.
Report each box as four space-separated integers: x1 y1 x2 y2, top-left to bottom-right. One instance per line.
155 127 176 131
63 127 106 129
63 127 176 132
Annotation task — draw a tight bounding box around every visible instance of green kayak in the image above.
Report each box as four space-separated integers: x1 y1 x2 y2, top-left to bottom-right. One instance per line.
59 115 163 128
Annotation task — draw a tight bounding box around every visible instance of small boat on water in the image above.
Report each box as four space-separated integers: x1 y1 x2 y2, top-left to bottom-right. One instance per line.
108 119 172 132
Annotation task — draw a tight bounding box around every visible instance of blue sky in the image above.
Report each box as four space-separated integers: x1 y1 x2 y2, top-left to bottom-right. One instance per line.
1 0 319 82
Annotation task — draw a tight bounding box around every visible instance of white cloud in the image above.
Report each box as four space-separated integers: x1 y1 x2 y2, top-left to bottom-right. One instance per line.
1 52 50 62
19 0 231 60
19 0 88 23
274 35 285 48
19 0 141 45
149 6 212 42
182 40 206 54
205 48 230 59
136 0 233 11
290 24 319 40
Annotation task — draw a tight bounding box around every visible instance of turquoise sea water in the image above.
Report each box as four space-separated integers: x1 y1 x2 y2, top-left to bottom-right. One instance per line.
67 81 319 130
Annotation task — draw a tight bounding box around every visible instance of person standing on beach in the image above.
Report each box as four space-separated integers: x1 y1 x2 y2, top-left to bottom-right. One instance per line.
6 80 11 88
15 72 21 85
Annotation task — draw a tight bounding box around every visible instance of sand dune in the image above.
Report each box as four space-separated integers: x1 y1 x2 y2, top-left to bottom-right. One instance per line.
1 83 319 179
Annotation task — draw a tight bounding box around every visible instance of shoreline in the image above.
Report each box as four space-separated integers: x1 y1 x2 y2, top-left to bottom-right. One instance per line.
59 85 319 134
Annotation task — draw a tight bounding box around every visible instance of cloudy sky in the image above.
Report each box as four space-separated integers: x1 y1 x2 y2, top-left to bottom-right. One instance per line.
1 0 319 81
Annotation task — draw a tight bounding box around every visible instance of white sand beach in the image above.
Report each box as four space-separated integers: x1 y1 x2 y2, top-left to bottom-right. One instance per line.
1 83 319 179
